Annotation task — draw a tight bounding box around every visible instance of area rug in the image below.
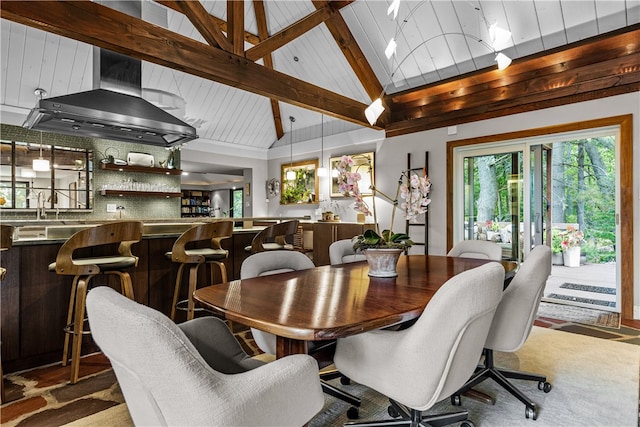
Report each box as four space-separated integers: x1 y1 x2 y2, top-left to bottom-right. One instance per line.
5 326 638 427
537 300 621 328
309 327 640 427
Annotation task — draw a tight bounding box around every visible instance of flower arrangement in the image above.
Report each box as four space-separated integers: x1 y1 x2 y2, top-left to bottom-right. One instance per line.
336 155 431 251
560 225 584 250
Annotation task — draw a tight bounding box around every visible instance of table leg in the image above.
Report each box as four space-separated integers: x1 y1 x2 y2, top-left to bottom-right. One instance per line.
276 336 308 358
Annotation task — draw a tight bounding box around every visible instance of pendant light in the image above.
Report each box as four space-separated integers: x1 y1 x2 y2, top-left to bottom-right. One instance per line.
286 116 296 181
317 114 328 177
32 131 50 172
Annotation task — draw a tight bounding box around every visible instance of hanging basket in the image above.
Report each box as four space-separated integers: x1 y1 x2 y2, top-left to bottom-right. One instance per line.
363 248 403 277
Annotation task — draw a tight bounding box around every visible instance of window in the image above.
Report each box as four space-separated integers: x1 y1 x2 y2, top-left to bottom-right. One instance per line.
232 189 243 218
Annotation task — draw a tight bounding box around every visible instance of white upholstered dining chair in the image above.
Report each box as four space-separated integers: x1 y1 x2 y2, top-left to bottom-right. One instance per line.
329 239 366 265
86 286 324 427
453 244 552 420
333 262 505 427
447 239 502 260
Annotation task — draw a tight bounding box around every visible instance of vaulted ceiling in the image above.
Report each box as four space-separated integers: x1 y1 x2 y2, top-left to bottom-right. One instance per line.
1 1 639 182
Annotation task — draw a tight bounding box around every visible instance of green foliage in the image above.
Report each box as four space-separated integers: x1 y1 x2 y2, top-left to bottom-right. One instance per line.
281 168 313 204
466 136 617 265
353 229 413 250
551 229 563 254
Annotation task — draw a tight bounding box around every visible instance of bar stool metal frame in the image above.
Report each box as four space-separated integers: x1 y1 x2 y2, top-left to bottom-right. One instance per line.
49 221 143 384
167 220 233 322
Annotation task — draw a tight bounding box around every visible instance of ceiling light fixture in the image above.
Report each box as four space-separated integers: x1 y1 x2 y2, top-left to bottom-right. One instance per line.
368 32 513 126
489 23 512 50
317 114 328 177
387 0 401 20
32 131 50 172
286 116 296 181
32 89 50 172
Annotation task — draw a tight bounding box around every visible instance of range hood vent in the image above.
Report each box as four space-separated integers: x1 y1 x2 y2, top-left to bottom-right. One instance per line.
22 0 197 147
23 88 198 147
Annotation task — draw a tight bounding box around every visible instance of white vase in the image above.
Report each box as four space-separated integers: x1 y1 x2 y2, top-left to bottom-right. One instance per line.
364 248 403 277
563 246 581 267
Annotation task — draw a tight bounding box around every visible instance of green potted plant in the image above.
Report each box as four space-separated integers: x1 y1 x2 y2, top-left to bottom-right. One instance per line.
336 155 431 277
551 229 564 265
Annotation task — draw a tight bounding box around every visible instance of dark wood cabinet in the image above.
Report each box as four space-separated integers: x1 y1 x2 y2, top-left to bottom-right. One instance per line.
0 230 258 373
312 222 375 266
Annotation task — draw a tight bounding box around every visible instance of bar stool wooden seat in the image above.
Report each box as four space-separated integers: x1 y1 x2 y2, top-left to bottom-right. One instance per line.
244 219 299 253
166 220 233 322
1 224 14 403
48 220 143 384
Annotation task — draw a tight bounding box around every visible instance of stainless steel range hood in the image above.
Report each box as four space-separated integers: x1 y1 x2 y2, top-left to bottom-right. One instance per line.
22 1 197 147
23 88 198 147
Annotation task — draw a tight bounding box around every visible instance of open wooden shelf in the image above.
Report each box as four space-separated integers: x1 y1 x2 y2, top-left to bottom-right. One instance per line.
100 162 183 175
100 190 182 198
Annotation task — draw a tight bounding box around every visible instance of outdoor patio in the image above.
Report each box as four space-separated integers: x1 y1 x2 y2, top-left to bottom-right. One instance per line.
543 262 617 311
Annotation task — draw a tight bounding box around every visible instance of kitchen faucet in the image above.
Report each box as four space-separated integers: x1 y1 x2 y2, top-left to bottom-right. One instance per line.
36 192 47 220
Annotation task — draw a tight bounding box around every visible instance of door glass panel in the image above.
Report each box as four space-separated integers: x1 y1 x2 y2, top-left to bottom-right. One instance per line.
545 137 618 311
463 151 523 261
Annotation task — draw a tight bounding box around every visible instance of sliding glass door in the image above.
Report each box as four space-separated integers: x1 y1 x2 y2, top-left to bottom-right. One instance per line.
453 127 620 312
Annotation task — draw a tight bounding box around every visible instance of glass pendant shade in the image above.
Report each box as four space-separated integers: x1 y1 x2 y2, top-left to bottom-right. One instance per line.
33 158 50 171
365 98 385 125
489 23 512 50
495 52 512 70
385 38 397 59
286 170 296 181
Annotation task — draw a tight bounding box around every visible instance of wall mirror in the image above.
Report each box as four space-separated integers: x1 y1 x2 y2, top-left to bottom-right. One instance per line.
0 140 93 210
281 159 319 204
330 152 375 197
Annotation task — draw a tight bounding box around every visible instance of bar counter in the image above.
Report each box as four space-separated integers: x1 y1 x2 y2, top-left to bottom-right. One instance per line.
0 217 305 373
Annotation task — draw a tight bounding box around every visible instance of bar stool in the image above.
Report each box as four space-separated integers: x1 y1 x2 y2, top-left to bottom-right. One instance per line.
1 224 14 403
166 220 233 321
244 219 299 253
49 221 143 384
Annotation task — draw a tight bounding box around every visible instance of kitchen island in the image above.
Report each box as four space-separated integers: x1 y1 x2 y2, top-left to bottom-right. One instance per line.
0 218 304 373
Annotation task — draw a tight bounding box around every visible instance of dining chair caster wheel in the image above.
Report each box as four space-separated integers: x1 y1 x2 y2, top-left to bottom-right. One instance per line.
538 381 552 393
525 406 538 420
340 376 351 385
347 406 359 419
451 394 462 406
387 405 400 418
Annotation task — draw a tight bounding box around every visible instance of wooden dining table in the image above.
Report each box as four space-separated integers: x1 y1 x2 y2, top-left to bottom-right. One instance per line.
194 255 517 359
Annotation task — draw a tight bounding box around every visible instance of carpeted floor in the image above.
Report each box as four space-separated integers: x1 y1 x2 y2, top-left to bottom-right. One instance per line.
310 327 640 427
2 314 639 426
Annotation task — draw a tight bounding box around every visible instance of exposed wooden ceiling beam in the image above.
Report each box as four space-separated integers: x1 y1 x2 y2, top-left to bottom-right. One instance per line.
253 0 283 140
312 0 382 101
227 0 244 56
156 0 261 46
246 6 334 61
385 26 640 138
0 0 373 129
166 0 232 52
